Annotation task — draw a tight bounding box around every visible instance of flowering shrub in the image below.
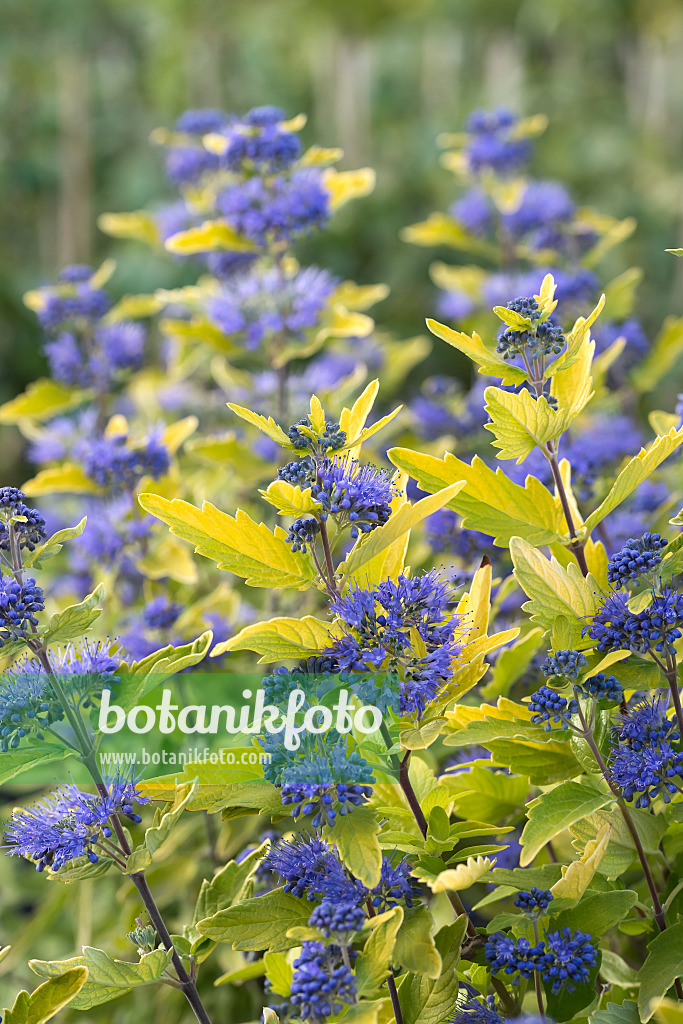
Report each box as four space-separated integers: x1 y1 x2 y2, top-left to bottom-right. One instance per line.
1 104 683 1024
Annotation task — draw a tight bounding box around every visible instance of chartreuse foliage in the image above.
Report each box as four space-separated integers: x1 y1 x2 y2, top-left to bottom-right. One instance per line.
4 106 683 1024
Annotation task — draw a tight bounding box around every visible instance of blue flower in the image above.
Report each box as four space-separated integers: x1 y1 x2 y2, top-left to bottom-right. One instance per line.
450 188 493 237
290 941 356 1022
497 303 565 362
464 108 532 174
307 457 397 540
165 145 220 185
537 928 597 994
609 741 683 807
207 265 337 349
576 672 622 705
485 932 544 981
563 415 642 501
308 900 365 938
594 318 649 366
616 698 678 750
514 887 554 917
3 777 148 872
263 834 364 903
448 996 503 1023
218 107 302 172
607 533 668 587
327 572 462 718
216 170 329 246
142 596 182 631
541 650 587 680
0 673 56 751
80 433 170 491
175 108 229 135
0 489 47 553
288 417 347 454
370 855 417 911
503 180 575 244
529 686 578 731
0 576 45 646
585 586 683 656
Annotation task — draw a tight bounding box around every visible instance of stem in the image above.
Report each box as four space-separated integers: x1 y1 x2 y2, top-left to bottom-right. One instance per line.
546 444 589 577
367 900 403 1024
664 654 683 742
491 977 517 1016
533 922 546 1022
318 520 338 596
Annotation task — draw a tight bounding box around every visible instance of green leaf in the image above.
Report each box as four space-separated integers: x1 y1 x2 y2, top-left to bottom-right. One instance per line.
215 959 266 987
196 888 312 951
0 380 85 426
553 890 637 935
398 918 467 1024
571 806 667 879
632 316 683 393
603 267 643 321
339 482 466 584
393 906 441 979
488 864 564 890
510 537 602 643
29 948 173 1010
0 744 72 786
125 780 198 872
583 427 683 535
638 922 683 1021
263 951 293 998
356 906 403 997
599 950 639 989
23 518 88 568
590 1001 641 1024
192 841 269 927
22 464 101 497
138 493 317 590
259 480 322 516
482 627 545 699
387 448 565 547
520 781 613 866
484 386 564 462
213 615 342 661
42 584 105 646
114 631 213 711
3 969 89 1024
323 806 382 888
652 999 683 1023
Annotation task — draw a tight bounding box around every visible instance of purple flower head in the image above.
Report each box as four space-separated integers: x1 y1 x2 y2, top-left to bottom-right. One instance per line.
95 321 146 372
529 686 578 732
308 900 365 938
0 490 47 553
537 928 597 994
0 576 44 646
585 586 683 656
143 595 183 631
616 698 679 751
503 180 575 242
164 146 219 185
607 533 667 587
216 169 329 246
79 433 170 492
485 931 544 981
464 108 531 174
609 740 683 808
450 188 493 236
175 108 229 135
449 996 504 1023
290 941 357 1022
219 107 301 172
3 776 148 872
594 318 649 365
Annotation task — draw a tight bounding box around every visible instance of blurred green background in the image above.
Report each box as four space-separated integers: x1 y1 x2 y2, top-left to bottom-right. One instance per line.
2 0 683 474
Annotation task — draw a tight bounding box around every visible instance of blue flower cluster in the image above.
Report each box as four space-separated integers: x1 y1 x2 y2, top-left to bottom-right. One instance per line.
541 649 587 680
36 267 146 390
609 698 683 807
486 927 597 994
0 488 47 553
0 575 45 646
326 571 462 718
216 170 329 248
577 672 622 704
465 108 532 174
0 673 55 751
4 777 148 872
529 686 578 731
585 586 683 656
514 887 554 916
310 457 396 536
80 433 170 491
450 996 504 1024
606 533 668 587
219 106 302 172
497 303 565 362
287 418 347 454
308 900 365 938
263 834 417 912
207 265 337 349
290 941 356 1023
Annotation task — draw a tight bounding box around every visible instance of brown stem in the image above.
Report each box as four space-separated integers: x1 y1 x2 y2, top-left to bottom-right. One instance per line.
533 921 547 1021
319 520 338 596
664 655 683 742
546 445 589 577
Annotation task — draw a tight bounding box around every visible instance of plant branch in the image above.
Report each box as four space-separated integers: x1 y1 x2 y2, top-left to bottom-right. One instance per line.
366 900 403 1024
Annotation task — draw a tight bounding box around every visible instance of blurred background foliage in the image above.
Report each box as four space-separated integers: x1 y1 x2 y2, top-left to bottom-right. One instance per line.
2 0 683 463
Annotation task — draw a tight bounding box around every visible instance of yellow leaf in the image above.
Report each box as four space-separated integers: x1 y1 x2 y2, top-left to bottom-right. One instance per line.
300 145 343 166
332 281 389 311
583 427 683 535
308 394 326 433
426 319 527 386
428 856 494 893
0 380 86 425
137 534 199 586
510 537 602 642
484 387 563 462
401 213 498 260
97 210 161 247
213 615 344 661
259 480 322 517
388 447 565 547
340 482 466 584
22 464 101 497
163 416 198 453
550 822 611 901
165 220 258 255
323 167 376 210
104 293 165 322
227 404 292 448
138 493 317 590
633 316 683 393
